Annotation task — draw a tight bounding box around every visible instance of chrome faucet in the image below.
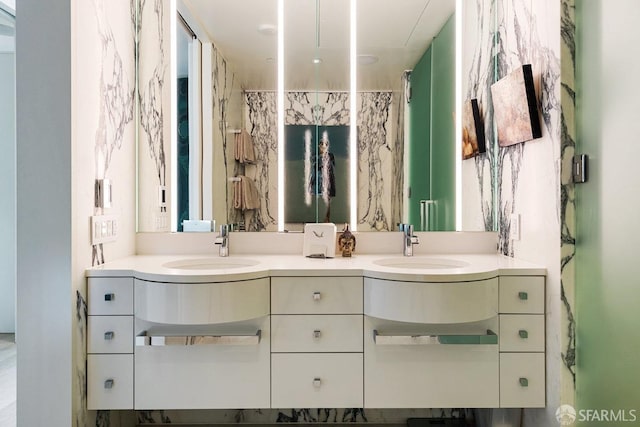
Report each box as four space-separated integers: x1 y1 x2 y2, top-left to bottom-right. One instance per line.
214 224 229 257
400 223 419 256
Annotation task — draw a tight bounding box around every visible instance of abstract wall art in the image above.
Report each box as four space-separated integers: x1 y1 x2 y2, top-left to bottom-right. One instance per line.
491 64 542 147
462 98 486 159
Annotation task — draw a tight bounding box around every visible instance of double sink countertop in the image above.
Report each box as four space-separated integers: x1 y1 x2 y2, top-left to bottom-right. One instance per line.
86 253 546 283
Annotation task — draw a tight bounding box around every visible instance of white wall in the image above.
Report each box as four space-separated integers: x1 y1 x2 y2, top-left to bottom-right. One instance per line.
16 0 73 424
17 0 137 425
0 52 15 333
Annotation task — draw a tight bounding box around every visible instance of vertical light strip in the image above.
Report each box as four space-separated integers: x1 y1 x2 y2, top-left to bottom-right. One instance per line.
170 0 178 231
277 0 285 231
454 0 463 231
349 0 357 230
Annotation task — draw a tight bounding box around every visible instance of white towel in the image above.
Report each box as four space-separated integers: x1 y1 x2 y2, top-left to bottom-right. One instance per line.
234 130 256 164
233 176 261 211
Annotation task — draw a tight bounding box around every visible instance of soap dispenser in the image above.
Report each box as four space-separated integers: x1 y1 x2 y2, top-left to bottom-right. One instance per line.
338 224 356 257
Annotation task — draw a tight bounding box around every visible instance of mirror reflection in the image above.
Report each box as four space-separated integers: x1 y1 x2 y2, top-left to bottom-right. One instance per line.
137 0 474 233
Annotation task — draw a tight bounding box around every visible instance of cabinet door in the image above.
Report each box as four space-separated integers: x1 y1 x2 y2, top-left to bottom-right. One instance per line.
87 354 133 410
88 316 133 354
88 277 133 315
272 315 363 352
271 277 363 314
500 353 545 408
272 353 363 408
364 316 499 408
499 314 545 352
499 276 545 314
134 316 270 409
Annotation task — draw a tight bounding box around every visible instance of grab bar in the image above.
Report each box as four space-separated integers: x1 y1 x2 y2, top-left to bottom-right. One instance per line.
372 329 498 345
136 330 261 346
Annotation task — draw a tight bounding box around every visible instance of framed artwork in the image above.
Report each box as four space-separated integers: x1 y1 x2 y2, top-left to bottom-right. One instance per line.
490 64 542 147
462 98 486 159
284 125 350 224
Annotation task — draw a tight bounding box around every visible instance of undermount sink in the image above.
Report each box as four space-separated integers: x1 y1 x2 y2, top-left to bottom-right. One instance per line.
163 258 260 270
373 257 469 270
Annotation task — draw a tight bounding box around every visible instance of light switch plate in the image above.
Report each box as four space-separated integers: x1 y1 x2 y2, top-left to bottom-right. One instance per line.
510 213 521 241
91 215 118 245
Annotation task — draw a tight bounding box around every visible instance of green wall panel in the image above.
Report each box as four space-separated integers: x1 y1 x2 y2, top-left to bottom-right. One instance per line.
408 47 432 228
430 14 455 231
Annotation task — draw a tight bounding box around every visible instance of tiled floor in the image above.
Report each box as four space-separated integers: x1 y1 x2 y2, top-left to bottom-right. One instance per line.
0 334 16 427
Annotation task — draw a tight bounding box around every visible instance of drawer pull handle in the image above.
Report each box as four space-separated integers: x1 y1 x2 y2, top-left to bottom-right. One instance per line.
519 377 529 387
104 379 114 389
136 330 261 346
313 330 322 339
104 331 115 340
518 291 528 300
518 330 528 339
312 292 322 301
373 329 498 345
313 378 322 388
104 293 115 302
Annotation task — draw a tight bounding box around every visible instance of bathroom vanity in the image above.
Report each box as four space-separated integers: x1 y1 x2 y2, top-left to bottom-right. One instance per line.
86 239 546 411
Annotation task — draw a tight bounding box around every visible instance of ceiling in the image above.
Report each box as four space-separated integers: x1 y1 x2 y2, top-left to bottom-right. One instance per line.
181 0 455 91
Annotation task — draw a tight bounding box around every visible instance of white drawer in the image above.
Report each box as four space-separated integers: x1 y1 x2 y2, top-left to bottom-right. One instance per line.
271 353 363 408
500 353 545 408
271 277 363 314
364 316 499 408
134 316 270 409
499 315 545 352
88 277 134 315
87 354 133 410
499 276 544 314
271 315 363 352
88 316 133 354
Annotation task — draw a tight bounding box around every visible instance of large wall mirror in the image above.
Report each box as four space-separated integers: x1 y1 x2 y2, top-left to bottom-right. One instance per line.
137 0 495 233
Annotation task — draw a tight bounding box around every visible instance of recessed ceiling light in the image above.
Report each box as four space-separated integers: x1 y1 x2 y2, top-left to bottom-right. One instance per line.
313 58 322 64
257 24 277 36
358 54 379 65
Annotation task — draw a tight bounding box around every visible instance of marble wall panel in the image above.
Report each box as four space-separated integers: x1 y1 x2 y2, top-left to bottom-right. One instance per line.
74 0 137 425
244 91 398 232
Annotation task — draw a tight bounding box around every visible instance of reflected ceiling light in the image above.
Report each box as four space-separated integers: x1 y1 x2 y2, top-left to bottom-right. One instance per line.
455 0 462 231
277 0 284 232
257 24 277 36
350 0 357 231
312 58 322 64
357 54 378 65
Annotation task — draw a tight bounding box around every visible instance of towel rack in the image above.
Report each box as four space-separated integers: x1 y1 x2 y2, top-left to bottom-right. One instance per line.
372 329 498 345
136 330 262 346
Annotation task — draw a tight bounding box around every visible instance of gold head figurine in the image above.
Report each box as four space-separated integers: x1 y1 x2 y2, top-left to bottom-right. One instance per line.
338 224 356 257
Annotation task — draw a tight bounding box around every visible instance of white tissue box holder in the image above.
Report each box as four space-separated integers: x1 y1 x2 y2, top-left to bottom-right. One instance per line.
303 223 337 258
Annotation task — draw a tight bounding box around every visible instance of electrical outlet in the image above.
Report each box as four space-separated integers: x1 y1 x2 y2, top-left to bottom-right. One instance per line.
154 211 169 231
510 213 521 241
91 215 119 245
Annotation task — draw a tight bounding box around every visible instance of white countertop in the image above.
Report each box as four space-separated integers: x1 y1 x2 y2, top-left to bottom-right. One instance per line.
86 253 546 283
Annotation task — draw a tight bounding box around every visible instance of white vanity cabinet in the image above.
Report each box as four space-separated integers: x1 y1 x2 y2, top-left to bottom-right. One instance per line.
270 276 364 408
85 254 547 411
87 277 134 410
498 276 546 408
